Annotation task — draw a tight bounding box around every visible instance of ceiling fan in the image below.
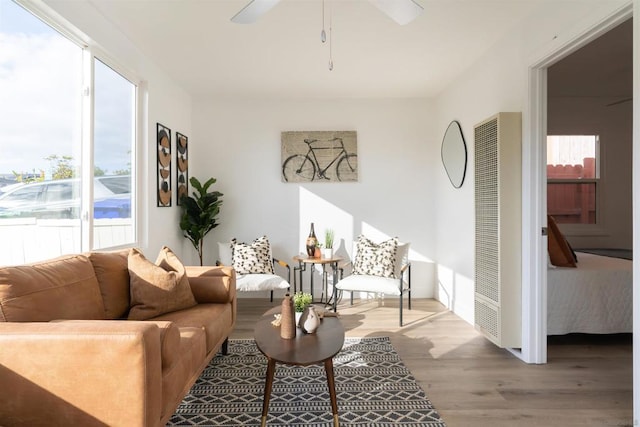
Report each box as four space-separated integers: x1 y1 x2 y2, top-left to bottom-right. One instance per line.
231 0 424 26
606 97 632 107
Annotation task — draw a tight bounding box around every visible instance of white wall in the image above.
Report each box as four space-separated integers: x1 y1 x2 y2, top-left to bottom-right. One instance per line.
42 0 193 259
434 0 630 325
190 98 438 299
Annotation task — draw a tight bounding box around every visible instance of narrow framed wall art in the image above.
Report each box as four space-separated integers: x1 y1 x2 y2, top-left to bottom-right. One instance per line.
157 123 172 207
176 132 189 205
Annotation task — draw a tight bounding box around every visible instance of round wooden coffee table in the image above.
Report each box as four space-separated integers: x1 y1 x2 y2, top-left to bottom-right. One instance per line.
254 306 345 427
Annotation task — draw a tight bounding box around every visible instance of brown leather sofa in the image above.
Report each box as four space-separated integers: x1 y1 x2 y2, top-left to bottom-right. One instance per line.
0 249 237 427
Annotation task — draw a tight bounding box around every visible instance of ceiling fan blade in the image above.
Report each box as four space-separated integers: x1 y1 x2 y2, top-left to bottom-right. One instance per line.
369 0 423 25
231 0 281 24
606 97 632 107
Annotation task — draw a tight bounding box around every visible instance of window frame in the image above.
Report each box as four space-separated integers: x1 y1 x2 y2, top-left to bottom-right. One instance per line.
546 134 606 237
12 0 143 253
83 48 142 251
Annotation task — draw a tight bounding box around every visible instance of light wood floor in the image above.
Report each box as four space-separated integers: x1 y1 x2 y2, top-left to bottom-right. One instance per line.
231 297 633 427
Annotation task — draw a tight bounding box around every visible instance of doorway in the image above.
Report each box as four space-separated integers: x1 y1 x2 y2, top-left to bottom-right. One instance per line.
523 6 633 364
545 18 633 338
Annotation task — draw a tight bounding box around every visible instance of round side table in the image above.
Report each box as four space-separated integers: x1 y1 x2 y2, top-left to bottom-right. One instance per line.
254 306 345 426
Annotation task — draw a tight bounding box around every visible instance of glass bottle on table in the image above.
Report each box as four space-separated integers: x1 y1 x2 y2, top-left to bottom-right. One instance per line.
306 222 318 257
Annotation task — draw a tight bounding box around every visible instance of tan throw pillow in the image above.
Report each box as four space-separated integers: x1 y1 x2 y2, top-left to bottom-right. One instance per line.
127 246 197 320
547 215 577 268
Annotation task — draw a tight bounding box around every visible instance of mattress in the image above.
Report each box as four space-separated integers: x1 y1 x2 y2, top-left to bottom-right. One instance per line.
547 251 632 335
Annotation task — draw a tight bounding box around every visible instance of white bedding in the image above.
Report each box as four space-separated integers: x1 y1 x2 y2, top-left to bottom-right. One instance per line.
547 251 632 335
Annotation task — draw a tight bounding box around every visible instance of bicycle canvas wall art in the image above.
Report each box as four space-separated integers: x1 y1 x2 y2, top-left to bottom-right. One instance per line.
281 131 358 183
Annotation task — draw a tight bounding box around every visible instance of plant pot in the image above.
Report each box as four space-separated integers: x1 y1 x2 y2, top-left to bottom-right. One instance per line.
322 248 333 259
295 311 303 327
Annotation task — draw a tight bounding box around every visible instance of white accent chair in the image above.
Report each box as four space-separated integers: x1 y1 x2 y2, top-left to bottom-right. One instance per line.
218 241 290 301
333 241 411 326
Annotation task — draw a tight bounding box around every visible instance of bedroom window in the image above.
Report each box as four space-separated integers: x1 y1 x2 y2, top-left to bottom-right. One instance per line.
546 135 599 225
0 0 139 266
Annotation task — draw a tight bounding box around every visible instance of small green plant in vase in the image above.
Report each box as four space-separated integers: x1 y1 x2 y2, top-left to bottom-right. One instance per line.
293 291 313 326
293 292 313 313
323 229 335 258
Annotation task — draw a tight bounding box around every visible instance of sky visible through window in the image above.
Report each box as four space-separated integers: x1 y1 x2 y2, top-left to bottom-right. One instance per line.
546 135 597 169
0 0 132 182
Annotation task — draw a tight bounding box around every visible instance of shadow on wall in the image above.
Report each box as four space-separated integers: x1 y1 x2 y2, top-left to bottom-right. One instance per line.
437 263 474 325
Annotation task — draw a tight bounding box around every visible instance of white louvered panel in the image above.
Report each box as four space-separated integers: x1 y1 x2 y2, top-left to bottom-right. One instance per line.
474 113 522 349
475 117 499 304
475 297 499 343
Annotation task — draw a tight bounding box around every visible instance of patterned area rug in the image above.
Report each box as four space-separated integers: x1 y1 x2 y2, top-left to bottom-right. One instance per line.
168 337 446 426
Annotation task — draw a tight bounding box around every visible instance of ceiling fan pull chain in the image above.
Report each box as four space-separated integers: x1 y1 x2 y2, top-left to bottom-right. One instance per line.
328 4 334 71
321 0 327 43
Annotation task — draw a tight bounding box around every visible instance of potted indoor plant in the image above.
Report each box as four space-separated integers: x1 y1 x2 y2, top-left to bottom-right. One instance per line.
322 228 334 258
293 291 313 324
179 176 223 266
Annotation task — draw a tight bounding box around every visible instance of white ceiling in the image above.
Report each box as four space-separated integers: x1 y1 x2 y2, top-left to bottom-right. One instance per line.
85 0 553 100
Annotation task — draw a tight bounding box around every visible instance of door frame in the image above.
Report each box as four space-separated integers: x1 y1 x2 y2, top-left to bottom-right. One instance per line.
523 5 633 364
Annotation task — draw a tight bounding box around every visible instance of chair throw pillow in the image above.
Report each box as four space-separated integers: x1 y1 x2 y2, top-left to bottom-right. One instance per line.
128 246 197 320
353 235 399 278
231 236 275 275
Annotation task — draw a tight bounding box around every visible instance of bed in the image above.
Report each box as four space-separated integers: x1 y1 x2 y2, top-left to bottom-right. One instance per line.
547 251 633 335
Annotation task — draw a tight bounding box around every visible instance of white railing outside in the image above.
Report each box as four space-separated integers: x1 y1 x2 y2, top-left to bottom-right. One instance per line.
0 218 133 266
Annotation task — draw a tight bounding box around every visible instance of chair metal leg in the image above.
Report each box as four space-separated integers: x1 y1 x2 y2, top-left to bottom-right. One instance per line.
350 292 354 305
333 283 337 312
270 290 274 302
399 290 403 327
407 263 412 310
399 263 411 326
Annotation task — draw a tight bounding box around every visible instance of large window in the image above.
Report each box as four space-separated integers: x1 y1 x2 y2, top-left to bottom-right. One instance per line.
93 58 136 250
0 1 138 265
547 135 599 225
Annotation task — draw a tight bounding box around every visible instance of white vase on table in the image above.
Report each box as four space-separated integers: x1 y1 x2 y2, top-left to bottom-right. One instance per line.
295 311 303 326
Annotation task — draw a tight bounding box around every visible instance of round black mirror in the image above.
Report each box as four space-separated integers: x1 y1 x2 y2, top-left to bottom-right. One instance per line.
441 120 468 188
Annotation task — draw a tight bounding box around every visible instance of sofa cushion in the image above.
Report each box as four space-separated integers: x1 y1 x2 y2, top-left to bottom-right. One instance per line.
0 254 105 322
87 250 130 319
128 247 197 321
236 274 289 292
336 273 403 296
153 303 233 355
